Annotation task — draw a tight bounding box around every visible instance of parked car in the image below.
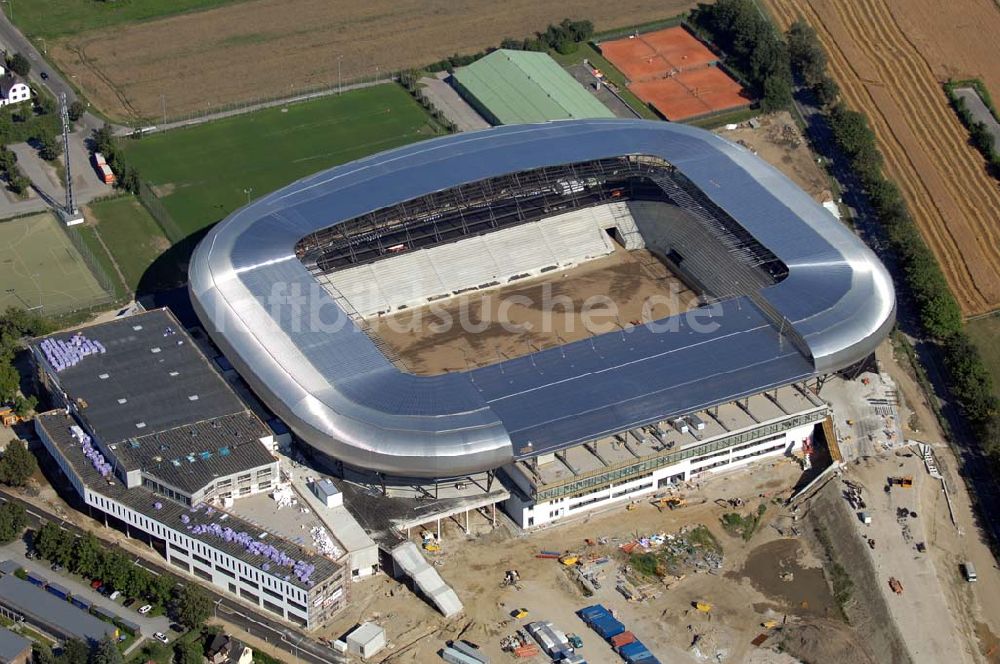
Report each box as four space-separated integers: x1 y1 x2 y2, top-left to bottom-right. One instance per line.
153 633 169 644
138 605 152 615
51 563 62 572
109 591 121 601
123 598 136 608
40 72 49 80
91 580 103 590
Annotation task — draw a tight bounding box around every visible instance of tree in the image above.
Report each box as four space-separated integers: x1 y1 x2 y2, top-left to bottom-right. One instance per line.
7 53 29 77
761 74 792 113
33 522 63 559
37 134 61 162
57 639 88 664
813 74 840 108
68 101 86 123
35 94 56 116
92 124 115 156
32 644 55 664
11 394 36 417
88 635 122 664
0 362 17 403
72 532 101 577
174 640 202 664
0 439 37 486
149 572 174 606
173 583 210 628
0 501 25 542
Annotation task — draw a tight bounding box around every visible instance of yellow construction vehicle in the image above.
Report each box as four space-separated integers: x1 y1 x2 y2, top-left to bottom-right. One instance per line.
694 601 713 613
761 619 779 629
558 554 579 566
511 608 529 619
888 476 914 488
652 496 687 512
626 502 638 511
0 407 24 427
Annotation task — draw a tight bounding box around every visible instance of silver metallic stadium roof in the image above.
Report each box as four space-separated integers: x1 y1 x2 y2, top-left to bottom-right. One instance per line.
189 120 895 478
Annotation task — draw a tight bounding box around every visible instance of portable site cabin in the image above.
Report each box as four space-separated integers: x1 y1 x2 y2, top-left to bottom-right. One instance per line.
346 623 385 660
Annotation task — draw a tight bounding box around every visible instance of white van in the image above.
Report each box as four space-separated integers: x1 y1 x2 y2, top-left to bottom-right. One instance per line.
962 562 977 583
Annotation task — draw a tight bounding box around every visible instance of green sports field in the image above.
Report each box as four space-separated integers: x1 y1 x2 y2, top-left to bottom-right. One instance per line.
123 84 444 239
12 0 244 38
85 196 179 294
0 212 110 314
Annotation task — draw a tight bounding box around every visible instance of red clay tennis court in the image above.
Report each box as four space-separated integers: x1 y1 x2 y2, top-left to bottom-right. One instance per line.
630 67 749 121
599 26 749 121
600 27 719 82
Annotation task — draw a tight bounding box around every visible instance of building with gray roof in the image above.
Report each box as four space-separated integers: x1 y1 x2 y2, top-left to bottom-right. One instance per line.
188 119 894 480
0 626 30 664
0 574 118 645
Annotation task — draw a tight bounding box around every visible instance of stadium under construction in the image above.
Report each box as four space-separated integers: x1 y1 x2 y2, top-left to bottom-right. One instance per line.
175 119 896 527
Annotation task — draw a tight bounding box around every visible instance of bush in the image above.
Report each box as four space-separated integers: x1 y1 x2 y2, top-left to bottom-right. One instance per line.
7 53 29 77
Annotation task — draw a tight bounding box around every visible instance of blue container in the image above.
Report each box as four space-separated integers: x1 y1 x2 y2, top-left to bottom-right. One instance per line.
590 615 625 640
619 640 653 663
577 604 609 624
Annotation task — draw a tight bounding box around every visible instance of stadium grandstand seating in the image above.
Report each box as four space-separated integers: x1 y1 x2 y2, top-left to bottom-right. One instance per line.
320 203 634 317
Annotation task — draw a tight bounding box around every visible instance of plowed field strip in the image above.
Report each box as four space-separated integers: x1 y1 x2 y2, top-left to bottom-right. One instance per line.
837 0 1000 248
766 0 992 314
770 0 984 311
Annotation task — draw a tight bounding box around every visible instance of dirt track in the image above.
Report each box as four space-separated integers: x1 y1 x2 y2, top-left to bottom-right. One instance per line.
50 0 696 122
766 0 1000 316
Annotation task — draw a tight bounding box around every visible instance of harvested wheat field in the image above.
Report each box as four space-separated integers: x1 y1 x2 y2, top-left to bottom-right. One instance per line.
766 0 1000 316
51 0 696 121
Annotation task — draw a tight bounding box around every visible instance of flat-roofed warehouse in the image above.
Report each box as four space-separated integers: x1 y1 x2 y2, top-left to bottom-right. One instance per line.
451 49 614 125
0 574 117 645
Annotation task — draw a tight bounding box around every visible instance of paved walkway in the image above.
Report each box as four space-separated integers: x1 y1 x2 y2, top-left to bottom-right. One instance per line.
0 539 172 640
955 87 1000 145
418 73 490 132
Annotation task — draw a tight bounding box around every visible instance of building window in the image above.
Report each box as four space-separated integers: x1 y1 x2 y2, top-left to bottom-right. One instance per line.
215 565 235 579
193 566 212 581
241 589 259 604
263 587 282 601
228 582 237 594
240 577 258 590
258 481 272 491
288 599 306 613
172 545 189 557
262 599 283 616
170 558 190 572
193 553 211 567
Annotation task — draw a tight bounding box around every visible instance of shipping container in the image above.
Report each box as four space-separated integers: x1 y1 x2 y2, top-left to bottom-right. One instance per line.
26 571 47 587
619 640 653 663
71 596 92 611
611 631 636 649
116 618 141 636
449 641 489 664
441 646 481 664
577 604 610 625
589 615 625 640
46 582 70 599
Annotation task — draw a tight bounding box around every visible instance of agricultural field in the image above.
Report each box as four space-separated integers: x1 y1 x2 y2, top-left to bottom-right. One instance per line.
48 0 698 122
11 0 244 38
765 0 1000 316
84 197 177 294
966 314 1000 399
121 84 441 239
0 212 109 315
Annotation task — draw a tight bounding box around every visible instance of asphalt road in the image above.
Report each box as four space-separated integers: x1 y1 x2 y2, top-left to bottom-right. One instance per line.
0 489 345 664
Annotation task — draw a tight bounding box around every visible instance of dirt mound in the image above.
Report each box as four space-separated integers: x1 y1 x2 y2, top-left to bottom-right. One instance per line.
779 618 877 664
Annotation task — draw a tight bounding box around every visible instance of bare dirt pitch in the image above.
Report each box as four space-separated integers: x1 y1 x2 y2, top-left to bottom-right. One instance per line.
50 0 698 122
766 0 1000 316
368 246 699 375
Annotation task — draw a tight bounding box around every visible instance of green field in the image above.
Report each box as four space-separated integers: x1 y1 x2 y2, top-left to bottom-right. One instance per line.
0 212 110 314
966 314 1000 399
123 84 444 239
11 0 244 38
86 196 179 293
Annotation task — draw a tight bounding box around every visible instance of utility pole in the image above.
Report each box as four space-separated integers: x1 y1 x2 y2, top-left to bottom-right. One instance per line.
59 93 84 226
337 56 343 95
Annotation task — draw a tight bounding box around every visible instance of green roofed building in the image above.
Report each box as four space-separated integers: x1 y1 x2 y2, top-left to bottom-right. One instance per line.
452 49 614 125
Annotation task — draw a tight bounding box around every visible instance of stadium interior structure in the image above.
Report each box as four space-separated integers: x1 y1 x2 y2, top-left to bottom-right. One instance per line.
190 120 895 526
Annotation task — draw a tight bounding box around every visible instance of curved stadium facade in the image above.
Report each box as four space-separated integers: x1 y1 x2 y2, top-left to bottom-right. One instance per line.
189 120 895 480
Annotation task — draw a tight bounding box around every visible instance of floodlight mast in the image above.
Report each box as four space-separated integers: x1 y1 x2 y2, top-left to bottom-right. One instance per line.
60 93 76 216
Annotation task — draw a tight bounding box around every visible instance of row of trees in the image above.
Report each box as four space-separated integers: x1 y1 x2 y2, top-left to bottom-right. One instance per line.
33 523 212 626
945 81 1000 180
0 307 51 416
426 18 594 71
689 0 792 112
785 22 1000 455
93 124 139 193
0 500 26 542
34 634 122 664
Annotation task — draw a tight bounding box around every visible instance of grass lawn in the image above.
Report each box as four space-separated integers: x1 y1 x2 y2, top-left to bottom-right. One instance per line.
0 212 111 313
966 313 1000 398
122 84 444 240
549 43 660 121
86 197 179 294
10 0 245 39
